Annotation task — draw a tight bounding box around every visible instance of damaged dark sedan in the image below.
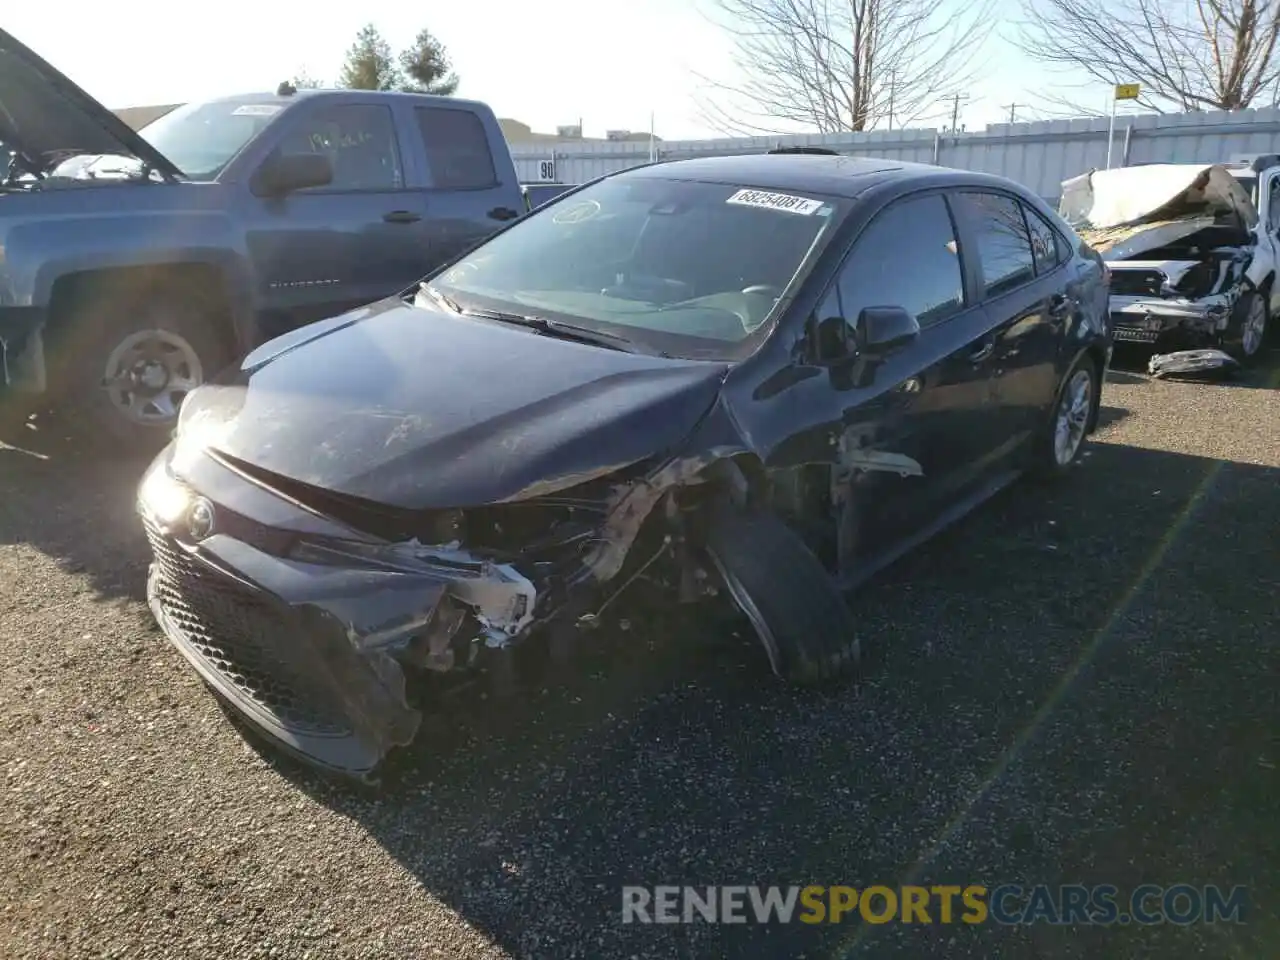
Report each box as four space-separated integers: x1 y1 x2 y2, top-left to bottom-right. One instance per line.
137 154 1113 779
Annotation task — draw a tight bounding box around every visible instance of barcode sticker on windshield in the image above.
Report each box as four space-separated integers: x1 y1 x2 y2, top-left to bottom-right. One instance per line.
233 104 283 117
726 189 825 215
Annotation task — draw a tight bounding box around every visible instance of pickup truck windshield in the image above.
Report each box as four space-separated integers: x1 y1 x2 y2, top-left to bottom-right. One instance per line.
139 101 284 181
430 176 845 360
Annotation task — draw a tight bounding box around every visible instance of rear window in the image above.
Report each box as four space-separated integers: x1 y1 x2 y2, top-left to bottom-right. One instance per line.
1024 204 1067 274
415 107 497 189
959 192 1037 298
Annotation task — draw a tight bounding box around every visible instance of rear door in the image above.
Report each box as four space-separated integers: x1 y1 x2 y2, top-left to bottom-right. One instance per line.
952 191 1071 443
242 102 432 337
406 105 525 268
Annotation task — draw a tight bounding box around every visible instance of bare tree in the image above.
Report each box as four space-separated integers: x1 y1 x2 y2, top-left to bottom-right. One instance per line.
695 0 996 134
1017 0 1280 114
289 69 325 90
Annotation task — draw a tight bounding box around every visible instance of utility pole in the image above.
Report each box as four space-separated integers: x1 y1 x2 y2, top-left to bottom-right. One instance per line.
887 69 896 131
940 92 971 133
1001 102 1019 124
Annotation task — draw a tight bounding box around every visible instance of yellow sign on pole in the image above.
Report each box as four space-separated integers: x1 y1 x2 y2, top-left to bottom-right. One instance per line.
1115 83 1141 101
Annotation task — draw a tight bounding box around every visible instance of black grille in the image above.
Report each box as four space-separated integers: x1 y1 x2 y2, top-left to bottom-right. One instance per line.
145 521 351 736
1110 270 1165 297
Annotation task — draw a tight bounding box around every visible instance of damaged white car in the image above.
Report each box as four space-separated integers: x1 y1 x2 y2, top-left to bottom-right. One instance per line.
1060 158 1276 360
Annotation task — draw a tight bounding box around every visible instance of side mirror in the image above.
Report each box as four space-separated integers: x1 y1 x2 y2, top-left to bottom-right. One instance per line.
253 152 333 197
858 305 920 357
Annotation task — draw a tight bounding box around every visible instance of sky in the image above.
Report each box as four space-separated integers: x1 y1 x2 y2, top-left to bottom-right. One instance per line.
8 0 1112 140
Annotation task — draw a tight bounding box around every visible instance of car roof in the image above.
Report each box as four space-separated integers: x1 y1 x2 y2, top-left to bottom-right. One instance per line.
198 89 492 112
616 153 1005 199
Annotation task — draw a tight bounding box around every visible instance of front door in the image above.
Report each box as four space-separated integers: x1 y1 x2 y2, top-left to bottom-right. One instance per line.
767 192 1003 571
1259 171 1280 317
242 102 432 339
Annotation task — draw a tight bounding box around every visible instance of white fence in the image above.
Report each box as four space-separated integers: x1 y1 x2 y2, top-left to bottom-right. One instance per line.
511 108 1280 202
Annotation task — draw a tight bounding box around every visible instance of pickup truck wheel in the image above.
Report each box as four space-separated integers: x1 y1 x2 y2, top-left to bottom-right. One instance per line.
703 504 860 685
1223 290 1268 363
55 289 230 454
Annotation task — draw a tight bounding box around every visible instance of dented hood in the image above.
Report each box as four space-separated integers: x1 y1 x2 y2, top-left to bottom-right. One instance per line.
1060 164 1257 232
175 298 729 509
0 27 183 177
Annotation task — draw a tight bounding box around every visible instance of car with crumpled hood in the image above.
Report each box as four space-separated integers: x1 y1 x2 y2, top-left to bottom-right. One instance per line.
137 154 1112 780
1060 161 1274 361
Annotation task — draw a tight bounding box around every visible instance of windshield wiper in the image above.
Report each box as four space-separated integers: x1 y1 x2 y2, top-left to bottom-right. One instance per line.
422 285 652 354
420 284 464 314
478 312 637 350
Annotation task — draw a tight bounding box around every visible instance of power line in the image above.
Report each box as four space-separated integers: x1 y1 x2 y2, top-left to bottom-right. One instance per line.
1001 102 1021 124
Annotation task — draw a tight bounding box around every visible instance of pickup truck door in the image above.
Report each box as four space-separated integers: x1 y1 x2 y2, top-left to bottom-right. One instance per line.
242 102 433 338
399 104 525 268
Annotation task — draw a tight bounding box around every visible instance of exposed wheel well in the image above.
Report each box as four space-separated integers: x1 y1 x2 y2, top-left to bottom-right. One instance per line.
46 263 236 359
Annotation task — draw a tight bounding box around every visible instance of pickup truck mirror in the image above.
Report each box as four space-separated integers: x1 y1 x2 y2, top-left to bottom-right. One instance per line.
858 305 920 357
253 153 333 197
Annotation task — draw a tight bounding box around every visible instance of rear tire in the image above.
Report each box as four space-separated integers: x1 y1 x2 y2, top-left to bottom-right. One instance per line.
703 505 860 684
48 284 231 457
1030 354 1099 480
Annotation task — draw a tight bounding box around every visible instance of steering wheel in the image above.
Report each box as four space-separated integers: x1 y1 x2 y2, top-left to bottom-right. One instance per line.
737 285 784 331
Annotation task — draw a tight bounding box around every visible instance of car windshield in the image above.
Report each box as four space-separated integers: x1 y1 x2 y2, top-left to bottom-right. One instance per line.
428 175 846 360
139 101 284 181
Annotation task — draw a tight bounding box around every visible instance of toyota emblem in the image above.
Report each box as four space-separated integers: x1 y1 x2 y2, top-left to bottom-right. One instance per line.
187 498 216 540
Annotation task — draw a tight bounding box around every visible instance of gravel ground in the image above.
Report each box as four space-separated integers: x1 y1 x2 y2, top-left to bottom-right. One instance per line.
2 349 1277 959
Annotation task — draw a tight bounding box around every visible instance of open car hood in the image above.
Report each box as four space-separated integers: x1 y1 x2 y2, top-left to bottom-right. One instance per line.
1060 164 1257 233
0 27 183 177
173 297 729 510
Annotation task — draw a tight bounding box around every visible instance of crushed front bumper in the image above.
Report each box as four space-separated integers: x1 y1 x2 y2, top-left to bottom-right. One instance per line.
139 450 540 779
1109 293 1235 345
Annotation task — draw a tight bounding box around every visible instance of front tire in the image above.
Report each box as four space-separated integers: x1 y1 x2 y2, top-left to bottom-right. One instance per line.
1223 289 1268 363
703 505 860 684
50 285 231 455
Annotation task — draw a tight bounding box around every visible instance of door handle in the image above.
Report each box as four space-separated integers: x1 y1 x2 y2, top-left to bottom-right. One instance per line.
488 206 521 221
969 338 996 364
383 210 422 224
1048 293 1072 319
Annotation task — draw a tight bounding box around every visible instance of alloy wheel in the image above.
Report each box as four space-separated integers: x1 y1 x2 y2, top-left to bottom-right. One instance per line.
1241 296 1267 357
1053 367 1093 466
